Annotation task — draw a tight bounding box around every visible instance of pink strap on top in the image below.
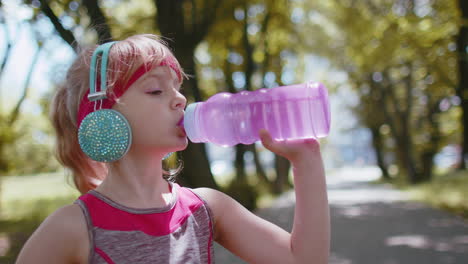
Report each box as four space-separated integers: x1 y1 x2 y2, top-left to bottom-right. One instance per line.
78 184 204 237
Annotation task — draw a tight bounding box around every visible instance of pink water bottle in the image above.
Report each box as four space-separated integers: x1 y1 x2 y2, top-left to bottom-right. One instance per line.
183 81 331 146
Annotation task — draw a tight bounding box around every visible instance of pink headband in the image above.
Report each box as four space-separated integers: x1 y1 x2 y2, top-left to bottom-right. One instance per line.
77 57 182 127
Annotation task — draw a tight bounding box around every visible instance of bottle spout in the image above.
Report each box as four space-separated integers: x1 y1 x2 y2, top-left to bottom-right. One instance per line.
183 102 204 143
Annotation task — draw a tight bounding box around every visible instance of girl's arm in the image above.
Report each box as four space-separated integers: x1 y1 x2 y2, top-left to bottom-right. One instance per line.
196 129 329 264
16 205 89 264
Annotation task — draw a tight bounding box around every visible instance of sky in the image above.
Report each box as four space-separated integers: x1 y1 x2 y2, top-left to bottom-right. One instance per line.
0 0 75 114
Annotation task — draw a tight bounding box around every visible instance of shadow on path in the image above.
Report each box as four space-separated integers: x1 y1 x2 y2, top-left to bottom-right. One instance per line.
215 167 468 264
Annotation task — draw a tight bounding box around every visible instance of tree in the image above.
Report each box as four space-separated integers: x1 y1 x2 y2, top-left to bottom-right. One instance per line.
456 0 468 169
303 0 459 183
26 0 223 189
199 0 304 207
0 8 50 174
154 0 221 189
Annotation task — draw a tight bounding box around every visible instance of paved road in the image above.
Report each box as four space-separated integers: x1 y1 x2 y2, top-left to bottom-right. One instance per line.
214 167 468 264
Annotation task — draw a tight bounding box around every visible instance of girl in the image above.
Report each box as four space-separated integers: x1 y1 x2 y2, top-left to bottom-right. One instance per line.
16 34 330 264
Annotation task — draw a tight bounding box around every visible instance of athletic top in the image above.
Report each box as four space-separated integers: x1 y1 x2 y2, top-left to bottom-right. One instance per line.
75 183 215 263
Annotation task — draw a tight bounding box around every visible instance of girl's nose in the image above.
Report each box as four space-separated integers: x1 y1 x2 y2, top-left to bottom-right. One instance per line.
173 93 187 110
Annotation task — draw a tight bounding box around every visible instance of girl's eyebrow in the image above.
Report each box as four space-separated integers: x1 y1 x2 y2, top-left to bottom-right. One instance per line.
140 69 181 90
142 72 164 81
174 79 182 91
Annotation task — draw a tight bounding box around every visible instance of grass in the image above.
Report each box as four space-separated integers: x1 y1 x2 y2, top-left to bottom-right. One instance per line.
0 171 279 262
3 168 465 262
0 172 79 262
382 169 468 219
406 171 468 218
1 171 79 219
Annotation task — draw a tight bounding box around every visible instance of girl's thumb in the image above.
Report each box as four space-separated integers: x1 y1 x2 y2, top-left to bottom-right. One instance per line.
259 129 274 151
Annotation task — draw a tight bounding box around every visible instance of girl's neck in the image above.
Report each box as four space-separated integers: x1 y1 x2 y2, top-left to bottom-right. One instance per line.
95 152 172 209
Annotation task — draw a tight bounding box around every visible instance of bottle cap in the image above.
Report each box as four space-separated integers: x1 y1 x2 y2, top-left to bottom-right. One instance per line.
184 102 204 143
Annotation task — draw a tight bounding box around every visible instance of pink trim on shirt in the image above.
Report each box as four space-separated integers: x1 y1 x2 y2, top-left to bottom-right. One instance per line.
78 184 204 237
95 247 115 264
207 217 213 263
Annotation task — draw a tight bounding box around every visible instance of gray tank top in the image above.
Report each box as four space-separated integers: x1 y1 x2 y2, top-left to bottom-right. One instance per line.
75 183 215 263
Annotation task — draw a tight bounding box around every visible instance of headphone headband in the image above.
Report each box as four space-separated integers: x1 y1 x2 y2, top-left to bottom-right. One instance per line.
77 40 183 128
88 41 117 102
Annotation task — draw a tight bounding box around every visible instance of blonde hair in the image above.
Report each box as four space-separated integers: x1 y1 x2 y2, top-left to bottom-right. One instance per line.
50 34 185 194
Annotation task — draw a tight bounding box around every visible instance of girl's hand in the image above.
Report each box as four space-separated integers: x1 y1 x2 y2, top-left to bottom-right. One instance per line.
259 129 321 165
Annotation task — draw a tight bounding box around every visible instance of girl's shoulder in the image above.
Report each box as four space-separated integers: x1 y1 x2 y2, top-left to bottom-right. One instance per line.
189 187 240 224
190 187 226 210
45 203 89 238
16 204 90 263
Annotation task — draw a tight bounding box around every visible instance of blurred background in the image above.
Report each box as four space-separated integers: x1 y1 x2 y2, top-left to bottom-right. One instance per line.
0 0 466 262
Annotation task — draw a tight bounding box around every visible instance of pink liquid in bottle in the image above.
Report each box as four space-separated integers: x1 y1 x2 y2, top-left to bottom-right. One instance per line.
183 81 331 146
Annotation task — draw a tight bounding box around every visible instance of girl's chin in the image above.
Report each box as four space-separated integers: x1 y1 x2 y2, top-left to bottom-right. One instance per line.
172 138 189 151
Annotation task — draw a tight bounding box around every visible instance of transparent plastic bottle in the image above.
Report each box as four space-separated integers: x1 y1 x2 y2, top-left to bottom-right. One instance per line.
183 81 331 146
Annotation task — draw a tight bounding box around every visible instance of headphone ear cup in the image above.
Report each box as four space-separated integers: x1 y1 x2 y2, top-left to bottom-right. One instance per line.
78 109 132 162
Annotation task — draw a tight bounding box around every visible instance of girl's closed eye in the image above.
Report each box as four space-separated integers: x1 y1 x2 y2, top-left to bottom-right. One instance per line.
147 90 162 95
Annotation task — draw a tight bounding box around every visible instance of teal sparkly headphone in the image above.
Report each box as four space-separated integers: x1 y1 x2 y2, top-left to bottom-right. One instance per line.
77 41 175 162
77 42 133 162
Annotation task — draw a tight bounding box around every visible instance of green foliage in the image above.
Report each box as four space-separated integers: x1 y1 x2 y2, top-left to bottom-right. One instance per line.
401 170 468 219
12 0 463 186
0 113 59 176
224 178 259 211
301 0 460 182
0 172 78 261
0 216 43 263
201 0 299 94
198 1 301 199
1 172 78 217
1 196 69 261
106 0 157 38
0 115 19 172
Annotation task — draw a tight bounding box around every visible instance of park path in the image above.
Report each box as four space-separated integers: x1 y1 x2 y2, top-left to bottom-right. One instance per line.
214 167 468 264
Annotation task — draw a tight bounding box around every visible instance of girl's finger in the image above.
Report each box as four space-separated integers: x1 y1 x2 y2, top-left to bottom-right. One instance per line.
259 129 277 153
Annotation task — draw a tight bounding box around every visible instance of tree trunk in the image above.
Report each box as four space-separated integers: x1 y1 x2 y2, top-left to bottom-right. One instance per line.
154 0 220 189
235 145 247 181
177 142 218 188
419 96 444 182
370 126 390 180
227 146 258 212
249 144 269 186
38 0 79 52
400 137 421 183
420 151 435 182
457 0 468 170
391 110 421 184
273 155 291 194
174 49 217 189
379 67 422 183
225 3 259 204
39 0 114 50
0 18 12 77
36 0 218 189
9 45 42 125
242 3 254 92
382 96 419 183
0 15 13 173
82 0 113 43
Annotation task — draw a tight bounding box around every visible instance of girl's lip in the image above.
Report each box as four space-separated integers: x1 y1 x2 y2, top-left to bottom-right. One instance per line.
177 116 184 127
177 126 187 137
176 116 186 137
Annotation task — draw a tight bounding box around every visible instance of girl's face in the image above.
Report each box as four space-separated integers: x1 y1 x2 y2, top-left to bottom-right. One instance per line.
113 66 188 155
